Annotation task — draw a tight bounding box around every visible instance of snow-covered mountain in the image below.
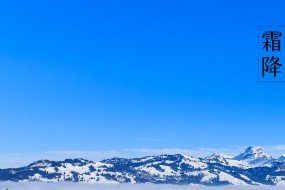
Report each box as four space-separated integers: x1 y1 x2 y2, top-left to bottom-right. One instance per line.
279 155 285 162
1 146 285 185
234 146 273 166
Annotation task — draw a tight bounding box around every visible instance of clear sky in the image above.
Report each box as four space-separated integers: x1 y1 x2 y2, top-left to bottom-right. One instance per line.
0 0 285 160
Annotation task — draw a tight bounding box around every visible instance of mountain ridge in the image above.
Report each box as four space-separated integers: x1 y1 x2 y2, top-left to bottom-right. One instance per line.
1 146 285 185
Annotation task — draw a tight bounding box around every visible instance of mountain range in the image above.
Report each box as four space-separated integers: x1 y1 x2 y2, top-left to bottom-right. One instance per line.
1 146 285 185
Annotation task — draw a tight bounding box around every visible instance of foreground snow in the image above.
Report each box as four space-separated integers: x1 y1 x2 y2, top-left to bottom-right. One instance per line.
1 182 285 190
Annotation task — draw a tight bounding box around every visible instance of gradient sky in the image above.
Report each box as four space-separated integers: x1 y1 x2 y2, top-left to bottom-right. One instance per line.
0 0 285 157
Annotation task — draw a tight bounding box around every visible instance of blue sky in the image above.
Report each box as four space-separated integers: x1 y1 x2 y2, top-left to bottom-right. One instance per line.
0 0 285 161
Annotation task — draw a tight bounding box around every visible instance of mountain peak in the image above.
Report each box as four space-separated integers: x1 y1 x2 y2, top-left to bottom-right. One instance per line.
245 146 263 155
28 159 52 167
236 146 266 159
207 153 230 159
234 146 271 166
63 158 92 165
279 155 285 161
205 153 231 164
